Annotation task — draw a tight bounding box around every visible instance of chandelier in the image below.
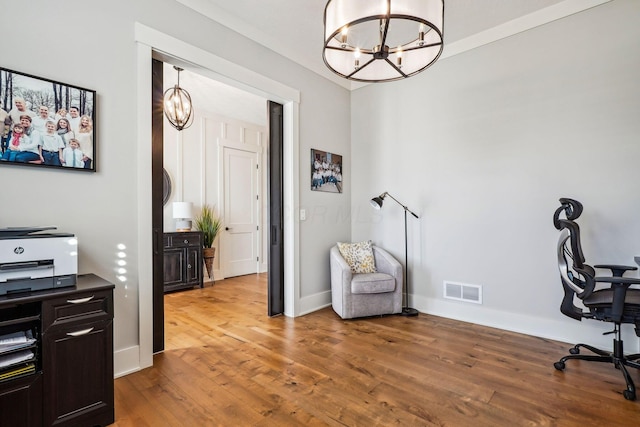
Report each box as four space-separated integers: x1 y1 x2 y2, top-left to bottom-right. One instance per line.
323 0 444 83
163 66 194 131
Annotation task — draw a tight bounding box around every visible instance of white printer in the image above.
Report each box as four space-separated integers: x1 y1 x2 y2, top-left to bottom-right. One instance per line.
0 226 77 295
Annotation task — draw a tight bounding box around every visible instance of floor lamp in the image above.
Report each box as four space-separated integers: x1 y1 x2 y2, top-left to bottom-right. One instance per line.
370 192 419 317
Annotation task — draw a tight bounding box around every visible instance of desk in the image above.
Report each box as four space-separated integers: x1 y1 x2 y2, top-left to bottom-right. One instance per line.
0 274 114 427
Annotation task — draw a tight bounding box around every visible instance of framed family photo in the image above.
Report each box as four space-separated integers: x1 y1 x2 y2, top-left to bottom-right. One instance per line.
311 148 343 193
0 67 96 172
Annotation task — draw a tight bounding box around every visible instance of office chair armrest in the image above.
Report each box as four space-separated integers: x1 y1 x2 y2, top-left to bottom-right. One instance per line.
594 276 640 286
594 264 638 277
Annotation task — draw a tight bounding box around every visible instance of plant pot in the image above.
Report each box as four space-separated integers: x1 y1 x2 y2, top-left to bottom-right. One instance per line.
203 247 216 280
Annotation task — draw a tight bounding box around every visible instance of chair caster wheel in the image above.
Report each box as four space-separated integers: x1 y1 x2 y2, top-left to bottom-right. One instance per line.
623 390 636 401
554 361 565 370
569 347 580 355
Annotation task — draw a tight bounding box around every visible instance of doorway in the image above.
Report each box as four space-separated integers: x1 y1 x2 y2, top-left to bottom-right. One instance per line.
136 23 301 369
151 57 288 353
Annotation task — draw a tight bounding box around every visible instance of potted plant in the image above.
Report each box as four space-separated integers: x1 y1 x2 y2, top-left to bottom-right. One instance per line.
194 204 222 280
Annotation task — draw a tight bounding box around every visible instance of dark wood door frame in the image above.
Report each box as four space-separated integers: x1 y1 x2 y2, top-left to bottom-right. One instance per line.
268 101 285 316
151 58 164 353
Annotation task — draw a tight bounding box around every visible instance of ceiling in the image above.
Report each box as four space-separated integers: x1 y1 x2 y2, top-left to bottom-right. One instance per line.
176 0 578 85
168 0 608 125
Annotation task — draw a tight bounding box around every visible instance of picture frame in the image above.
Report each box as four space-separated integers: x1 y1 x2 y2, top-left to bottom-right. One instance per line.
311 148 343 193
0 67 96 172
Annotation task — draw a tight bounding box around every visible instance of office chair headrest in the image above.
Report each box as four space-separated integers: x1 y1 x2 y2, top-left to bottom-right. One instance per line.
553 198 583 229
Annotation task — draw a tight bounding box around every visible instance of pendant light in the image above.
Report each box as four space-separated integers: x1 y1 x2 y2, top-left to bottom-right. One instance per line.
163 66 194 131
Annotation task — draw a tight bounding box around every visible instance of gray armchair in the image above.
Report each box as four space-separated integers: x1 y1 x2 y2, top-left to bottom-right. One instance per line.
330 245 403 319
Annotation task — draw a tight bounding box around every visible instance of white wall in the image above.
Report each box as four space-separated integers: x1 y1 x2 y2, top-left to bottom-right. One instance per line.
351 0 640 350
1 0 351 376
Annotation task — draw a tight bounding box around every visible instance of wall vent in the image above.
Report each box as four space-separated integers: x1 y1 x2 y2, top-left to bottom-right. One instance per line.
443 281 482 304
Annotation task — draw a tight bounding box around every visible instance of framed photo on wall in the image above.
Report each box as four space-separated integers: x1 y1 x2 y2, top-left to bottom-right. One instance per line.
0 66 96 172
311 148 343 193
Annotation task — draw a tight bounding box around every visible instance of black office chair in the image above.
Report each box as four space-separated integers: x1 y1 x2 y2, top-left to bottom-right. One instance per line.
553 198 640 400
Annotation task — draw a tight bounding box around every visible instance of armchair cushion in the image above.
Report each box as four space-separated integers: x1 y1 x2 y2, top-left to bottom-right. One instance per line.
351 273 396 294
337 240 376 273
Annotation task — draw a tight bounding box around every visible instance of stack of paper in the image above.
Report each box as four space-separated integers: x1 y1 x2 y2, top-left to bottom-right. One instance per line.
0 349 35 368
0 330 36 354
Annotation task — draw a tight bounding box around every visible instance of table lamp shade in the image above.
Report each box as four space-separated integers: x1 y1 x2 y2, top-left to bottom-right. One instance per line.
173 201 193 231
172 202 193 219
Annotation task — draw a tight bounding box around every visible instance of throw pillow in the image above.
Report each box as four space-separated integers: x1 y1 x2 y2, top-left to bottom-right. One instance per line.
337 241 377 273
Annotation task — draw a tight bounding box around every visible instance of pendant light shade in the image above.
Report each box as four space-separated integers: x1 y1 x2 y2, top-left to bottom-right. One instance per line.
323 0 444 83
163 66 194 131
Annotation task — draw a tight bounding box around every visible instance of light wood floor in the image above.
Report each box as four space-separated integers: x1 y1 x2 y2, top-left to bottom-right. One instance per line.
112 274 640 426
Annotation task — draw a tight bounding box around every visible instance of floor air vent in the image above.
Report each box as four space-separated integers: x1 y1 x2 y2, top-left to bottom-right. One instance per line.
443 281 482 304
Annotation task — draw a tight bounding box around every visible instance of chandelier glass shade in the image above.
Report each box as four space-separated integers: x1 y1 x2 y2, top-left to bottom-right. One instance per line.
163 66 194 131
323 0 444 82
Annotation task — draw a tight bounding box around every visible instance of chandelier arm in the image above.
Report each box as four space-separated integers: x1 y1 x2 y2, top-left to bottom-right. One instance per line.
325 45 376 55
385 59 408 78
401 41 443 53
347 57 376 78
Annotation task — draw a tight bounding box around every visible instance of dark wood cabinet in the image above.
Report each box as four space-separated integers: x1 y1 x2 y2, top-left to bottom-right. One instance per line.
163 232 203 292
42 287 114 427
0 275 114 427
0 373 43 427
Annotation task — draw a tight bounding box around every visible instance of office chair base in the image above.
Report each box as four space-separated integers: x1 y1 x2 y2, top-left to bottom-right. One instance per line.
554 340 640 401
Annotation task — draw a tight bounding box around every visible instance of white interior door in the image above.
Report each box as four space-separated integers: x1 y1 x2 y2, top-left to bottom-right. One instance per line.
223 146 259 277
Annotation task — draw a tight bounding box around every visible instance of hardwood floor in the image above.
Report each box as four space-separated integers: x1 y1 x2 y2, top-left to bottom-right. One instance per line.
112 274 640 426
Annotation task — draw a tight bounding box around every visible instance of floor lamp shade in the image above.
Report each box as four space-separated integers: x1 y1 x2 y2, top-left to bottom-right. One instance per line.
173 201 193 231
370 191 419 316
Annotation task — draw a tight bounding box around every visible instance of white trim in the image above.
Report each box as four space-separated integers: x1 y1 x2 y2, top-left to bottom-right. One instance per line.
413 294 640 354
441 0 612 59
135 23 300 104
174 0 350 90
135 23 301 372
114 345 141 378
283 101 300 317
135 41 154 370
176 131 184 201
199 116 207 207
299 291 332 317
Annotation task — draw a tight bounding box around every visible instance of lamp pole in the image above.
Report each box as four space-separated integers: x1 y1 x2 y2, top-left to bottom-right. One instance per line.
371 192 419 317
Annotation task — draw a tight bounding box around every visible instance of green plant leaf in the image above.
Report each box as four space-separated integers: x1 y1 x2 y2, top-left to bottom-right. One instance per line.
193 204 221 248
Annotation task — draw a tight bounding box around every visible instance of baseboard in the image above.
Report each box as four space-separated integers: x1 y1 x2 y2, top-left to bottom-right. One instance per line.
299 290 331 316
412 295 640 353
114 345 142 378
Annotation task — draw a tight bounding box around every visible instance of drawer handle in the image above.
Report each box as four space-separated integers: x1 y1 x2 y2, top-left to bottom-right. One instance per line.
187 264 192 269
67 296 94 304
67 327 94 337
184 239 189 244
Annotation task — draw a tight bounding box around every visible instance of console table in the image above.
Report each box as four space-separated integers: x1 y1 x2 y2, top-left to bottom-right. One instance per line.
0 274 114 427
163 232 204 293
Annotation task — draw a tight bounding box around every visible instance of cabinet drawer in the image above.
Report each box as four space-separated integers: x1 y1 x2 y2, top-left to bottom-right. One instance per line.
42 289 113 331
165 232 202 248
